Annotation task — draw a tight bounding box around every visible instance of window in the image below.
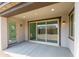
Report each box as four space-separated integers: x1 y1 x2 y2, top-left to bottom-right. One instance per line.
30 23 36 40
47 21 58 34
37 22 46 34
38 26 45 34
69 10 74 41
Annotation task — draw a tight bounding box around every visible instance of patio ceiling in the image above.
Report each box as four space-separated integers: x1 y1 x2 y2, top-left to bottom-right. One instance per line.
12 2 74 21
0 2 57 17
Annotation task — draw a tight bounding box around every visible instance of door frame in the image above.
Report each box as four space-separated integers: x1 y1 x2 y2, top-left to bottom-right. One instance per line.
28 17 61 46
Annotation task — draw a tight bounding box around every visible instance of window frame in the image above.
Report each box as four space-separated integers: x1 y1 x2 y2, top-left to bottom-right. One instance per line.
69 9 74 41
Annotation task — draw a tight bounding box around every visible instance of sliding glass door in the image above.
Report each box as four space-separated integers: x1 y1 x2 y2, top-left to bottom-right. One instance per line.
8 21 16 44
37 22 46 42
29 22 36 40
47 21 59 44
29 19 59 45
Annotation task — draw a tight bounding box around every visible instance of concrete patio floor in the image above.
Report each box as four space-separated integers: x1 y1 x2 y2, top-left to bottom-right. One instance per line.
0 51 10 57
3 42 73 57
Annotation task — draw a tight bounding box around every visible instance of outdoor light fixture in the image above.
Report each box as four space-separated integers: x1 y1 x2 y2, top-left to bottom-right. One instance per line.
62 20 66 24
51 8 55 11
23 16 26 18
20 24 22 27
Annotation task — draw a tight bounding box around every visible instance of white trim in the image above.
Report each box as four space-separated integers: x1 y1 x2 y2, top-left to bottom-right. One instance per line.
36 22 37 40
37 24 58 27
57 19 60 45
69 11 74 40
45 21 47 42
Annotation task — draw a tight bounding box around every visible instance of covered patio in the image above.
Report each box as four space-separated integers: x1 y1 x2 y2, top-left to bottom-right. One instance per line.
1 2 79 57
4 42 73 57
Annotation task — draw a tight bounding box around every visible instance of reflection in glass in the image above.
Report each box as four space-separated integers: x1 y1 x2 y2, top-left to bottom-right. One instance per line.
29 20 59 44
47 21 58 43
30 23 36 40
37 22 46 41
8 21 16 44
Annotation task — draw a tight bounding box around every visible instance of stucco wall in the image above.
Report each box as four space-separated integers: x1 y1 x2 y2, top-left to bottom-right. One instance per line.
61 15 68 47
74 2 79 56
61 14 74 55
0 17 8 50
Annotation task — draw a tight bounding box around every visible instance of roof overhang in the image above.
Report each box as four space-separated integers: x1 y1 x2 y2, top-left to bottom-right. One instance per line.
0 2 22 13
0 2 57 17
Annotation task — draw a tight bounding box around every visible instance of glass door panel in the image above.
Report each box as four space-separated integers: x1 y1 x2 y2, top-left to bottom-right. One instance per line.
47 21 59 43
8 21 16 44
37 22 46 42
30 23 36 40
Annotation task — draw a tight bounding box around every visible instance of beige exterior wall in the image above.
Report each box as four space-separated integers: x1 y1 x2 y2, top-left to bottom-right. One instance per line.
61 14 74 55
0 17 8 50
74 2 79 56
